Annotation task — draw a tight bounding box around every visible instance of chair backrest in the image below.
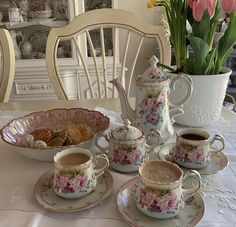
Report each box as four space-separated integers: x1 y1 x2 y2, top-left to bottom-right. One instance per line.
46 8 171 100
0 28 15 102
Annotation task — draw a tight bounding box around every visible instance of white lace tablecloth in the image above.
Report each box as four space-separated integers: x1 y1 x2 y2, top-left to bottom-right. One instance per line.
0 108 236 227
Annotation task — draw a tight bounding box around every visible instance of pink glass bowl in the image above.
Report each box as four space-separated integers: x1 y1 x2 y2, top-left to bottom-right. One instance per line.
1 108 110 162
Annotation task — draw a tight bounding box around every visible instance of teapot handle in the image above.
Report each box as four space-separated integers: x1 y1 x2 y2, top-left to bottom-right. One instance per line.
169 106 184 124
169 74 193 107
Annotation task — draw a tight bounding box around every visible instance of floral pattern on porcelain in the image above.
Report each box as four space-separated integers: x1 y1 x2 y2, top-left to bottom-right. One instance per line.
136 183 184 219
146 68 168 82
172 143 210 168
138 88 173 142
117 177 205 227
54 173 95 194
0 108 110 162
111 146 143 165
138 188 180 212
140 90 166 126
172 146 207 163
34 170 113 212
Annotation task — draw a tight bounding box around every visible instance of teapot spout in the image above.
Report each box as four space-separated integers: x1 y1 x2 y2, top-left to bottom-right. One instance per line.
110 78 136 125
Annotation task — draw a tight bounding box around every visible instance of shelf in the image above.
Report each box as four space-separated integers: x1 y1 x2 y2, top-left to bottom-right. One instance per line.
5 20 68 29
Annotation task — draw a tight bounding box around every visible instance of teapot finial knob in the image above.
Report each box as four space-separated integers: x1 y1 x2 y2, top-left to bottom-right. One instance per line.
149 55 159 67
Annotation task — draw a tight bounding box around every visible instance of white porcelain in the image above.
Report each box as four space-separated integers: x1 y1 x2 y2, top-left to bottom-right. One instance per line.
34 169 113 212
168 67 232 127
111 56 193 142
53 148 109 199
95 120 160 172
0 108 109 162
158 143 229 175
172 128 225 169
135 160 201 219
117 177 205 226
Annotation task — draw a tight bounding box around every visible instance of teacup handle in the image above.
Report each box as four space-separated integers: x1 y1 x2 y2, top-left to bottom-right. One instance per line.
169 74 193 107
146 129 161 153
182 170 202 201
210 134 225 153
95 134 110 153
93 154 109 178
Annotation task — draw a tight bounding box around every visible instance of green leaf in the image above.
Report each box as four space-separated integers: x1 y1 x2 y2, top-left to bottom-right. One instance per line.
203 48 217 74
186 35 210 68
192 10 210 42
182 58 197 74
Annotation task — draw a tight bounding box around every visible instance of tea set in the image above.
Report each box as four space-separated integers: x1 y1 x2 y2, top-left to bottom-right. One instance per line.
33 56 228 225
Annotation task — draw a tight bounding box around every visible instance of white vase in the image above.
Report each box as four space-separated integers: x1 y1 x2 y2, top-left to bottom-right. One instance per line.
168 67 232 127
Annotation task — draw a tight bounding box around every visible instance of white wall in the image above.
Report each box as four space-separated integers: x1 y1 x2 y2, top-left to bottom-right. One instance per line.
118 0 162 25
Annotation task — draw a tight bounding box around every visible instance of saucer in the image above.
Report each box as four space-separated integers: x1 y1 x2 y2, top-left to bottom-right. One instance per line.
117 177 205 227
158 143 229 175
34 169 113 212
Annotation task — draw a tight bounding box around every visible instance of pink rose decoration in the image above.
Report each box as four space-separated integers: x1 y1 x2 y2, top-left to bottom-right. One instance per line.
55 175 69 190
139 188 157 208
156 193 178 211
70 175 88 192
189 0 215 22
222 0 236 14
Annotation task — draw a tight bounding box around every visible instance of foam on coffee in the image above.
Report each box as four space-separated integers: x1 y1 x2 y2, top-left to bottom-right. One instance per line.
57 153 90 166
140 160 181 183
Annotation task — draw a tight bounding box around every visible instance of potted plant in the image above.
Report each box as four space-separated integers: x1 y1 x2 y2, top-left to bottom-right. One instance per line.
147 0 236 127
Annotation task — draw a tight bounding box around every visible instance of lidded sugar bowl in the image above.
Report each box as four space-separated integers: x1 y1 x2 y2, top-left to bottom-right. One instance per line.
95 120 160 173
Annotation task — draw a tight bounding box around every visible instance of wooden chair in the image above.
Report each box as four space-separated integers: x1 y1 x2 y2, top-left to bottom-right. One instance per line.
46 8 171 100
0 28 15 102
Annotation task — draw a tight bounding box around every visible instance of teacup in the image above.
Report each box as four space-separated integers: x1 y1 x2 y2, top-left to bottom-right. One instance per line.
53 148 109 199
135 160 201 219
171 128 225 169
95 120 160 172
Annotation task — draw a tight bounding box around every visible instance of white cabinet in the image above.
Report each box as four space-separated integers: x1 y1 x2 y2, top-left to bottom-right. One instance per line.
0 0 117 100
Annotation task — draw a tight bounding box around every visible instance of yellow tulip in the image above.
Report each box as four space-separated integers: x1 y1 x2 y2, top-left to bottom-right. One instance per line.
147 0 157 8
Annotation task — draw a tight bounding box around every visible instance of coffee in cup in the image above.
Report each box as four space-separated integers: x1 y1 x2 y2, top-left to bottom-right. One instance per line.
171 128 225 169
53 147 109 199
135 160 201 219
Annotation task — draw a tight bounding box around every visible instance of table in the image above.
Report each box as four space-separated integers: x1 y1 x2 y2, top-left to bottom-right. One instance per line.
0 98 236 227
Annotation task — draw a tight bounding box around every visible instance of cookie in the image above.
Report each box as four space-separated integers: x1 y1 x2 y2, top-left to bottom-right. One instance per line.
31 128 53 143
65 125 82 145
76 124 94 142
47 137 66 147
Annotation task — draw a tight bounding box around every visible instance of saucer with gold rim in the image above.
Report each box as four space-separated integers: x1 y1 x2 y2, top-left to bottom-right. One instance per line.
116 177 205 227
34 169 113 212
158 143 229 175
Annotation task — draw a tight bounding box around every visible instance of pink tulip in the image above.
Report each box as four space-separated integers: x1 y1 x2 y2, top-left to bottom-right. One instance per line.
189 0 215 22
188 0 195 9
222 0 236 14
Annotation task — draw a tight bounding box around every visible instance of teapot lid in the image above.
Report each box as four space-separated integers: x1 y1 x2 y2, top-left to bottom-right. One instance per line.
111 119 143 141
137 56 168 83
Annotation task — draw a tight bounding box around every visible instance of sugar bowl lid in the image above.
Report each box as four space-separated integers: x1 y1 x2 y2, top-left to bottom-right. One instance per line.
111 119 143 141
137 55 168 83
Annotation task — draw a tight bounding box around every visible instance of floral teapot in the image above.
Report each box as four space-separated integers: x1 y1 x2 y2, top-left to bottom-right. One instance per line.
110 56 193 142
